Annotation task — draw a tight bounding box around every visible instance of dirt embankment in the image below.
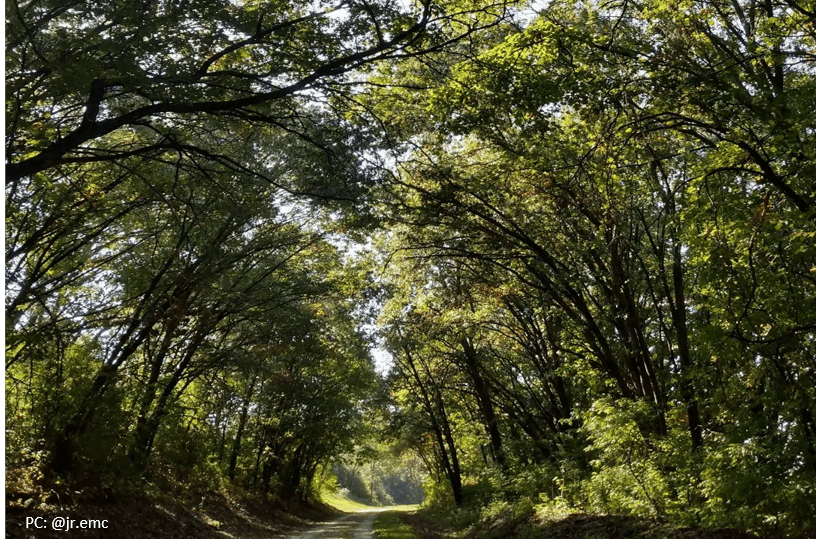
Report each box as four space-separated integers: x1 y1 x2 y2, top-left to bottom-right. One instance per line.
6 486 339 539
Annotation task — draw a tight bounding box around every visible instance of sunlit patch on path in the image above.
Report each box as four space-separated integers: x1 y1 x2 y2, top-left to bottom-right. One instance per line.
289 509 389 539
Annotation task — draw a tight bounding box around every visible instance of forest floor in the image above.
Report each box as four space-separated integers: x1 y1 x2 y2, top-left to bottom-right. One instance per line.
5 466 423 539
5 491 760 539
397 507 755 539
6 467 758 539
5 479 341 539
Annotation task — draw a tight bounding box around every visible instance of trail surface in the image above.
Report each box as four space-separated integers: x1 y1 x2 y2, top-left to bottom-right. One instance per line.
289 508 389 539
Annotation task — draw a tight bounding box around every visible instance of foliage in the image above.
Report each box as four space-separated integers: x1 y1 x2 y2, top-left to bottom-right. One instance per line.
5 0 522 507
363 0 816 536
331 445 426 506
6 0 816 537
581 398 675 517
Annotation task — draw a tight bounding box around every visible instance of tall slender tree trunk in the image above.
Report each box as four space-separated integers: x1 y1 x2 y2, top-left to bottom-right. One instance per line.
460 337 506 470
229 375 257 481
672 239 703 448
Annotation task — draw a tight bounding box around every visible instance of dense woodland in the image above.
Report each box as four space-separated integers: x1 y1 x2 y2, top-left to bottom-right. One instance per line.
5 0 816 537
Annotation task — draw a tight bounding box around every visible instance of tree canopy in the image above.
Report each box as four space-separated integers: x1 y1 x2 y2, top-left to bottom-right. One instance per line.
365 0 815 533
6 0 816 537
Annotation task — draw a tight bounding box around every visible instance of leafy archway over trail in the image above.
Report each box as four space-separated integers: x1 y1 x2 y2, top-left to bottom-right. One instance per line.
5 0 510 499
6 0 816 537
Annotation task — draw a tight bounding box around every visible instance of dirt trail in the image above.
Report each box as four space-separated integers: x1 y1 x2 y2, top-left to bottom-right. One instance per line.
288 508 389 539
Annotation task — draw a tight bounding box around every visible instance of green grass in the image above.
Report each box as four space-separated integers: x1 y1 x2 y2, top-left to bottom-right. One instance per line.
319 489 420 512
319 490 383 512
373 510 418 538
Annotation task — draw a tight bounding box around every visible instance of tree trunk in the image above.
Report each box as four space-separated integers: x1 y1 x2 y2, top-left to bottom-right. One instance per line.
229 376 257 480
460 337 506 470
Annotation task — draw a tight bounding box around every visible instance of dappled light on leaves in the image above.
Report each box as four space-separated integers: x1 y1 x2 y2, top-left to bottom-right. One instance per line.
6 0 816 538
